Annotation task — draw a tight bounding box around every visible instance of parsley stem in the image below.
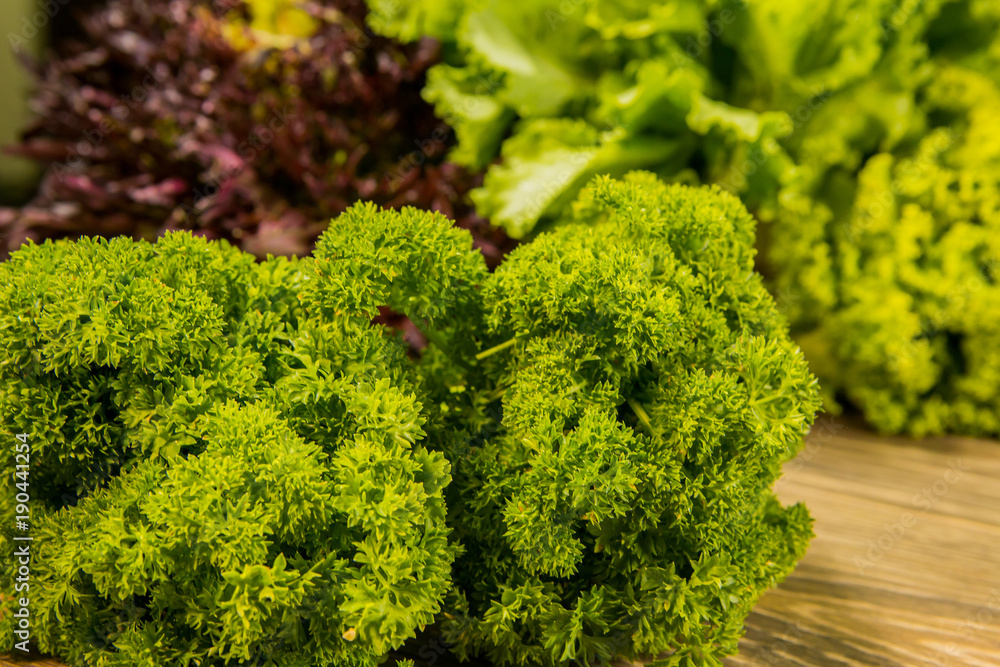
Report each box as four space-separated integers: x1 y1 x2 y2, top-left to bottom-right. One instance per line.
627 398 653 432
476 337 517 360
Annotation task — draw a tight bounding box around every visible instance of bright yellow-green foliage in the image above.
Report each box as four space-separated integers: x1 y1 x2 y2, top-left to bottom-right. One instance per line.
746 0 1000 436
245 0 316 37
0 176 819 666
773 65 1000 435
416 174 819 666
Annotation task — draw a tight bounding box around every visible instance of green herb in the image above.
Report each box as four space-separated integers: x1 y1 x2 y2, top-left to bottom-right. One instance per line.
0 231 455 665
1 173 819 666
304 172 821 666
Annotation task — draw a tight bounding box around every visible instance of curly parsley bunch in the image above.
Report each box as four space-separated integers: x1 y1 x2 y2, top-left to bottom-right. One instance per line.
308 173 820 666
433 174 820 666
1 173 819 666
0 231 455 665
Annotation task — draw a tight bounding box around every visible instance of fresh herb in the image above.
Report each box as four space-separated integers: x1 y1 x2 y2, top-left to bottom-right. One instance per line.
0 230 455 665
0 174 818 665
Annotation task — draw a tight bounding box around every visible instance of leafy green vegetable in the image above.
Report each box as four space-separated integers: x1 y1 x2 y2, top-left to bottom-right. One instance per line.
1 174 819 665
301 173 820 665
374 0 802 237
773 65 1000 435
473 119 690 238
380 0 925 235
0 0 507 264
0 230 456 665
431 173 820 666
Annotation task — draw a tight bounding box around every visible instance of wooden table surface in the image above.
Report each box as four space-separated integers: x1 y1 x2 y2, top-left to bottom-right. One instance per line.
722 417 1000 667
4 418 998 667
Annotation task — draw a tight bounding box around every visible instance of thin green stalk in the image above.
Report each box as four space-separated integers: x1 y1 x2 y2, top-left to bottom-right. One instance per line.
476 337 518 361
627 398 653 432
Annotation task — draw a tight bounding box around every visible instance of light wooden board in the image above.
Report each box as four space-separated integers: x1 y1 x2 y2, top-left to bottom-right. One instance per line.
4 418 998 666
724 417 1000 667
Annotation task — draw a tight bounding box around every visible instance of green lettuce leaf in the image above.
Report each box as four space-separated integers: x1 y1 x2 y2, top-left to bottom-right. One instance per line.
472 119 691 238
423 64 515 170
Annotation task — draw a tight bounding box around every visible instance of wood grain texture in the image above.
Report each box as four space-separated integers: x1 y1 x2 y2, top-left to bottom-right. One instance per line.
723 417 1000 667
3 419 998 667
